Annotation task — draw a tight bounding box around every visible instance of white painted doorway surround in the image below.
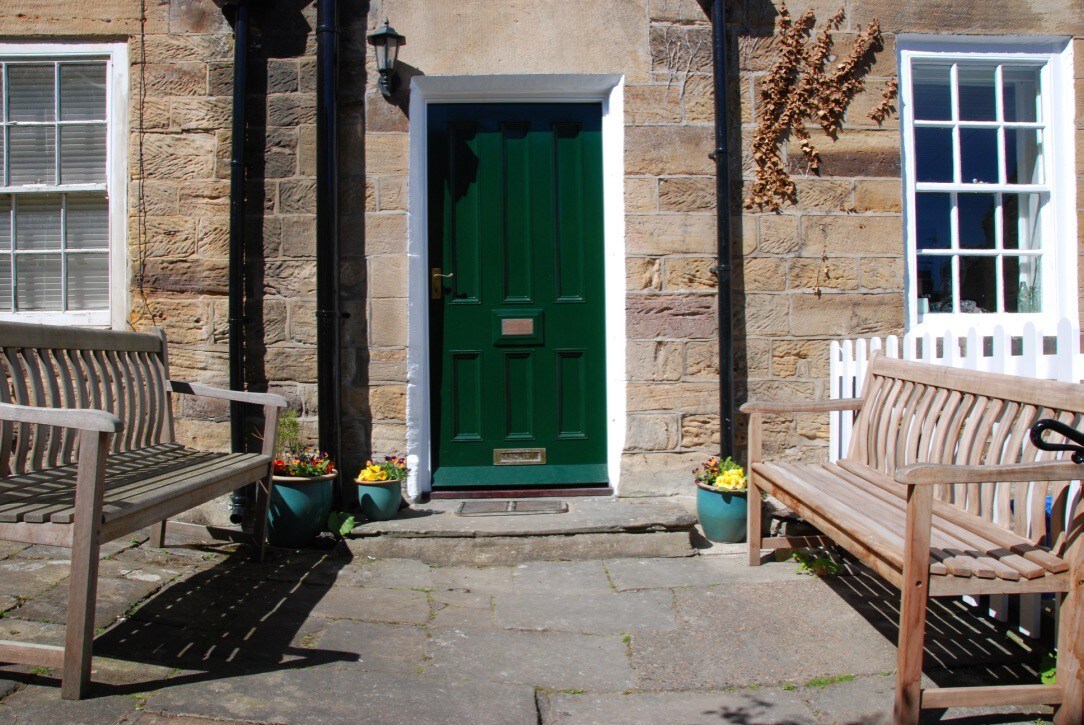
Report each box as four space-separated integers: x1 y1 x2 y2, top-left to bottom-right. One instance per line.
404 74 627 499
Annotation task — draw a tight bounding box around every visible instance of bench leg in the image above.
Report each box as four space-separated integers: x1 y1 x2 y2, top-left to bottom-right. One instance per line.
154 520 167 548
61 430 109 700
894 485 933 725
251 475 274 563
1054 546 1084 722
747 478 763 566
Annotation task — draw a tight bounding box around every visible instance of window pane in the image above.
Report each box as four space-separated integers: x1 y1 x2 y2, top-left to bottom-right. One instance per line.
957 65 996 121
915 193 951 249
959 128 998 183
66 253 108 310
1003 66 1041 123
65 194 108 249
958 193 997 249
912 64 952 120
15 254 61 310
1005 128 1043 184
59 125 106 184
958 256 996 312
917 255 953 312
59 63 106 122
0 254 9 311
14 195 61 250
914 127 953 182
0 196 9 251
7 64 54 122
1003 255 1041 313
1002 193 1042 251
9 125 56 185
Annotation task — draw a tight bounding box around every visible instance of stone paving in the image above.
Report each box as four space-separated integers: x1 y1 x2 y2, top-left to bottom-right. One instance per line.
0 532 1058 724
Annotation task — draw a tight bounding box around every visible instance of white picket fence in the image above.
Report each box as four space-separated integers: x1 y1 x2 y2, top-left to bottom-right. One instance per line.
828 318 1083 637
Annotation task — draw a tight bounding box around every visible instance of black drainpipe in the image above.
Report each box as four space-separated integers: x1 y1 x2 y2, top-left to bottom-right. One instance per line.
710 0 735 456
315 0 342 490
227 0 250 524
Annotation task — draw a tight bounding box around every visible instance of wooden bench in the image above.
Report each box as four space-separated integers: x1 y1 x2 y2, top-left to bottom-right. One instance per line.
0 321 286 699
742 353 1084 724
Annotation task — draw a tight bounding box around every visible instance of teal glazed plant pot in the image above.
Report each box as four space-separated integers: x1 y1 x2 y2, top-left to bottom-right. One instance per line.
696 482 748 543
268 472 337 548
358 479 403 521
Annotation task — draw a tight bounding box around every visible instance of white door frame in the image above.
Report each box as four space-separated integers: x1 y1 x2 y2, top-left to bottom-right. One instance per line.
404 74 626 499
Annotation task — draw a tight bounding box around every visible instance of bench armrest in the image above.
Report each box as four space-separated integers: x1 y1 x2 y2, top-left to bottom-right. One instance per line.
168 381 288 408
0 402 121 433
740 398 864 414
895 461 1084 486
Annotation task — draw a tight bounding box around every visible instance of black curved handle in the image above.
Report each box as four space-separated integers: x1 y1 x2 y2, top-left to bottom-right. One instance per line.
1030 419 1084 464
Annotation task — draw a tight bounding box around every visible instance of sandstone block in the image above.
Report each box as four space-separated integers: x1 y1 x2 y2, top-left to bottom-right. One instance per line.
685 341 718 378
785 180 853 213
136 98 172 130
369 298 407 347
618 451 704 496
737 35 778 72
369 254 409 298
174 420 231 453
650 25 712 74
298 124 317 176
143 63 206 96
626 126 714 176
131 297 209 345
144 33 232 63
261 299 288 345
142 258 228 295
371 422 408 452
264 260 318 297
267 59 300 94
663 257 717 292
378 175 407 211
742 337 771 377
771 339 830 379
366 134 410 175
168 0 229 33
138 133 216 180
132 215 197 257
281 215 316 258
265 348 318 384
626 414 680 451
178 181 230 216
626 382 719 413
845 78 900 130
681 414 719 448
208 62 232 96
279 178 317 214
787 129 900 178
625 84 683 125
627 340 684 382
365 348 409 384
268 93 317 127
627 295 716 339
800 216 903 256
854 181 902 213
130 181 179 216
627 257 662 292
195 216 230 256
795 412 830 442
264 149 298 179
789 292 904 336
626 214 716 255
743 257 787 292
658 177 715 212
860 257 904 291
169 97 231 132
788 258 859 291
758 214 799 254
625 178 658 213
365 213 408 255
650 0 709 22
370 385 407 420
290 300 318 345
741 293 790 335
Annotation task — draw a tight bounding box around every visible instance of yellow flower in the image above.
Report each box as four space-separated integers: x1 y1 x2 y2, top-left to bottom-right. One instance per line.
357 464 390 483
714 468 746 492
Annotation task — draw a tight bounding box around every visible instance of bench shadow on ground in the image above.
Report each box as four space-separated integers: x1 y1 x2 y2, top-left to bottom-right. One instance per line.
42 543 360 698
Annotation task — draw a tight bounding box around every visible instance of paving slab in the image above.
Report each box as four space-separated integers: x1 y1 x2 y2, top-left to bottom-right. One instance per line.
324 558 435 590
144 665 538 724
512 560 613 594
429 590 496 629
0 559 71 600
308 620 427 674
604 553 803 591
426 627 635 691
494 590 676 634
541 689 818 725
631 580 898 690
0 683 139 724
355 496 696 537
309 585 431 625
430 565 515 594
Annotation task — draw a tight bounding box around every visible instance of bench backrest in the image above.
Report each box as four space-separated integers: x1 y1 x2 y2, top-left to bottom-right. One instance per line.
848 353 1084 549
0 322 174 475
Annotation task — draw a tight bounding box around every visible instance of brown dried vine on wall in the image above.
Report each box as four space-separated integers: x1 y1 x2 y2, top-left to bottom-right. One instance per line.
746 3 898 211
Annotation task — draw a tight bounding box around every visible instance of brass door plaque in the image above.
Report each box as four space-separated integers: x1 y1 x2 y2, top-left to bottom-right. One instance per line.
501 318 534 336
493 448 546 465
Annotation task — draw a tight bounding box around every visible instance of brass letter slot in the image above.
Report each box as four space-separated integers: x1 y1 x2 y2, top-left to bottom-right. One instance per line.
501 318 534 336
493 448 546 465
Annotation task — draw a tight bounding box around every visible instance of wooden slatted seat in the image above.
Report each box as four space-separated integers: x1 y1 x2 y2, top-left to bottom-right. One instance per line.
742 354 1084 724
0 321 285 700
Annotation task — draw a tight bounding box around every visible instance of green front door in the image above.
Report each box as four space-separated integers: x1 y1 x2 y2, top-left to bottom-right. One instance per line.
428 103 607 488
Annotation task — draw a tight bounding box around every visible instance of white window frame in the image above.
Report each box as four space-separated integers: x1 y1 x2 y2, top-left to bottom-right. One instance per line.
0 42 128 329
899 35 1077 334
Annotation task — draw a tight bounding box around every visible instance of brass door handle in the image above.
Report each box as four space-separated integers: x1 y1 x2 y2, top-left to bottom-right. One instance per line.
431 268 454 299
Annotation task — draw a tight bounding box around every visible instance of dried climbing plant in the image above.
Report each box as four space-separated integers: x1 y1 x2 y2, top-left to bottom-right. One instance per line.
746 3 898 211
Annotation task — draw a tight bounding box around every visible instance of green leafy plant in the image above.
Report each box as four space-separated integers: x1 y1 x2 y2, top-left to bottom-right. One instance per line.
805 674 854 688
328 511 356 537
792 549 842 577
272 409 336 477
1041 653 1056 685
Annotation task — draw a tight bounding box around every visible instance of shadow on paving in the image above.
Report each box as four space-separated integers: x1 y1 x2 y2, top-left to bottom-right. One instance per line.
823 557 1050 690
14 543 362 699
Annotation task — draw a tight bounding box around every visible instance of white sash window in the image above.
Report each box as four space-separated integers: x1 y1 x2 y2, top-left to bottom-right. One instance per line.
0 44 127 327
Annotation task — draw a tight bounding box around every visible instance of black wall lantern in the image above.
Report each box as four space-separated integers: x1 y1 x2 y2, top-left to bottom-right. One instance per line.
367 18 406 99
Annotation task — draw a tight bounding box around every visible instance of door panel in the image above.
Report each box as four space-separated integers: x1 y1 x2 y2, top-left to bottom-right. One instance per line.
428 103 607 488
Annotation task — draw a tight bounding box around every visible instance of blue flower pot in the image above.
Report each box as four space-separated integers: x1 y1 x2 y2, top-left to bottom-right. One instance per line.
358 479 403 521
696 483 748 543
267 473 336 548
